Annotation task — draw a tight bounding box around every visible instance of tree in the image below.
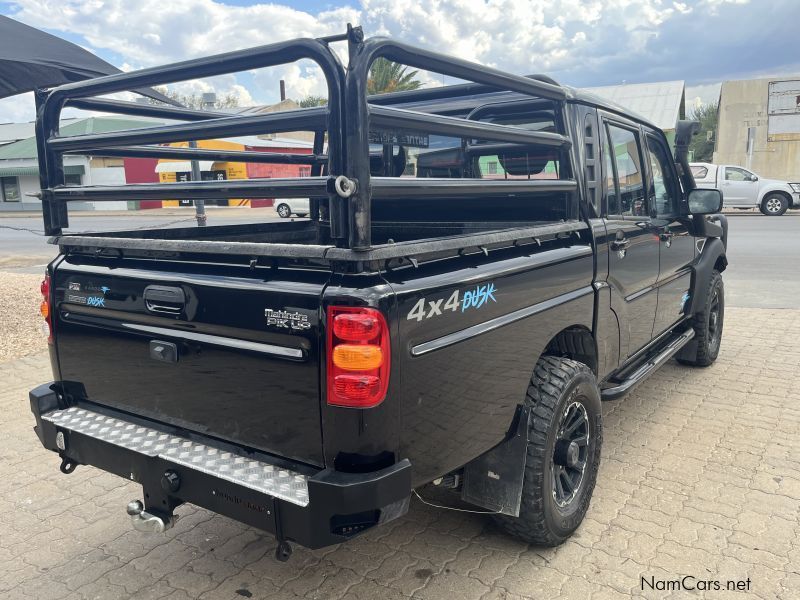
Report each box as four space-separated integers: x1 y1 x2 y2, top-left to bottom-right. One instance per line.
367 58 423 95
688 101 718 162
147 87 240 109
298 95 327 108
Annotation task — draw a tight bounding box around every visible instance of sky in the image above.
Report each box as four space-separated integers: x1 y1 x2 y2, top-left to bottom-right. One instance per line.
1 0 800 124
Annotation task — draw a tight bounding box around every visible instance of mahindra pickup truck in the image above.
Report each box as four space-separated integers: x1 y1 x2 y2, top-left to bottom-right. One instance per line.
28 26 728 561
690 162 800 216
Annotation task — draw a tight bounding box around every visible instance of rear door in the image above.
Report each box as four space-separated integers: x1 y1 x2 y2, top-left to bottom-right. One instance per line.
52 256 329 466
601 117 660 357
643 129 695 336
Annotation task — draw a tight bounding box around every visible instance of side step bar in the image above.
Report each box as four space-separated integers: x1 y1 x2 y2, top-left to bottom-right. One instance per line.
601 327 695 401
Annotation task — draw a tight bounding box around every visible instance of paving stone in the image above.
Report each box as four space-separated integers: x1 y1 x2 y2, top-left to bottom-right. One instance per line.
1 307 799 599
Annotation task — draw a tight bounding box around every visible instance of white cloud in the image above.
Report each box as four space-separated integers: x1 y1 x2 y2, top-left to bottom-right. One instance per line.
685 82 722 112
0 93 36 124
1 0 798 125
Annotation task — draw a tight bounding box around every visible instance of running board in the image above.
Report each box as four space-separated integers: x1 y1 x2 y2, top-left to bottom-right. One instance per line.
601 327 695 400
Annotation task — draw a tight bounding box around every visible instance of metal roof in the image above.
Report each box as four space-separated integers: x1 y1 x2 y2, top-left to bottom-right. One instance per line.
0 120 38 145
581 81 686 131
0 116 165 160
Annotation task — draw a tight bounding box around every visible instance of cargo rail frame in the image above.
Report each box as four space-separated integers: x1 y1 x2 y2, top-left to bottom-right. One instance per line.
36 24 580 257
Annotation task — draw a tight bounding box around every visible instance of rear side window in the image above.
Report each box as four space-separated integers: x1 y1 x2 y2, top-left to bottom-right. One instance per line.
602 126 617 214
472 111 560 180
606 124 647 217
690 165 708 178
646 133 680 218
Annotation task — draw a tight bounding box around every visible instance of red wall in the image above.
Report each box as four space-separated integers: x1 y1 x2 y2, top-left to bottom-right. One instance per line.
123 157 161 209
123 147 313 209
245 146 312 208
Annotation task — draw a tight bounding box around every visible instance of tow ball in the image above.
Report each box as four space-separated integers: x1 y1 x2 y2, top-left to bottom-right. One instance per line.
126 500 175 533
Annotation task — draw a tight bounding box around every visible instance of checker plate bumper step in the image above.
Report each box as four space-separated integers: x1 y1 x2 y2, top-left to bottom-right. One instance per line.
43 406 309 507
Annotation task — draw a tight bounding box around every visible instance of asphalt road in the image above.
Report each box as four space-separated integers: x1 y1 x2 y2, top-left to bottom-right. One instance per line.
0 210 282 271
1 210 797 308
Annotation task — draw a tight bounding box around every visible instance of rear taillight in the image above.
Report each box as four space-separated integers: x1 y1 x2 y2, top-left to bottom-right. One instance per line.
40 274 53 344
327 306 390 408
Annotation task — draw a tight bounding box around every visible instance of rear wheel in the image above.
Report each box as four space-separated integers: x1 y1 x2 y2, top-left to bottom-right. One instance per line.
760 194 788 216
494 356 602 546
276 203 291 218
677 270 724 367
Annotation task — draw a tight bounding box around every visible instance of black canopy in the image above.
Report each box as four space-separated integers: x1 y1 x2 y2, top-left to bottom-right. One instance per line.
0 15 174 103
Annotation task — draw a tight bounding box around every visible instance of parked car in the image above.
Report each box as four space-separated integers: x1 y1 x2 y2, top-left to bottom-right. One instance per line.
690 162 800 216
274 198 309 218
28 27 728 562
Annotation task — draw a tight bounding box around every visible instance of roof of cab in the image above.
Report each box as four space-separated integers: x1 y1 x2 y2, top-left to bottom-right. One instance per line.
372 79 662 132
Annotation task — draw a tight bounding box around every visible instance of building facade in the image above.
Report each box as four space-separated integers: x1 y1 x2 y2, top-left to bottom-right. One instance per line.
0 116 163 211
714 77 800 181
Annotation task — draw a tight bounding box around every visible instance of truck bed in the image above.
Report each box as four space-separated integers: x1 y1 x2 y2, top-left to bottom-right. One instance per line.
52 219 588 266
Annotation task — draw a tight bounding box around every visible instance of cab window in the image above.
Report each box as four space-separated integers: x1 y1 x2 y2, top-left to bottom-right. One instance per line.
606 124 647 217
724 167 754 181
645 133 680 218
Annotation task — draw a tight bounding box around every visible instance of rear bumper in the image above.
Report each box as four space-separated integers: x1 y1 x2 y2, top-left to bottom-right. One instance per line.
29 382 411 550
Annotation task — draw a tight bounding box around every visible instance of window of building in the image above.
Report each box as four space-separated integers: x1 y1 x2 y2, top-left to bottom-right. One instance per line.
1 176 20 202
487 161 498 175
64 174 82 187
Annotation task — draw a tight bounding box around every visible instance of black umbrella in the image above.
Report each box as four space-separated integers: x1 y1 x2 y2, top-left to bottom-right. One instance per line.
0 15 175 103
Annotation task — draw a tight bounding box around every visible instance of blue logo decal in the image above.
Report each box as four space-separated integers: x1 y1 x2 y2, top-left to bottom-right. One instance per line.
87 296 106 307
461 283 497 312
100 286 111 294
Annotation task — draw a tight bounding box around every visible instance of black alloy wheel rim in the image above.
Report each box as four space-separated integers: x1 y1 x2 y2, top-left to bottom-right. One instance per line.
708 287 721 351
551 401 590 508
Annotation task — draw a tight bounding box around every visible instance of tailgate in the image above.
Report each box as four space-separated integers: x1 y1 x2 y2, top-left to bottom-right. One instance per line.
51 256 329 467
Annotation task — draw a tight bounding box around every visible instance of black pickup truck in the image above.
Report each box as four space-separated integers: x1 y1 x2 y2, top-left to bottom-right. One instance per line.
29 26 728 560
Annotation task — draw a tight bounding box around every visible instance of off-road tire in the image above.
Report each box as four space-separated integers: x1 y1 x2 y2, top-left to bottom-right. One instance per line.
677 270 724 367
760 194 788 216
494 356 602 546
277 203 291 218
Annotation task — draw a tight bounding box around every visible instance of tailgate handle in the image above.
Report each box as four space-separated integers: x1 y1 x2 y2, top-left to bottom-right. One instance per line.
144 285 185 316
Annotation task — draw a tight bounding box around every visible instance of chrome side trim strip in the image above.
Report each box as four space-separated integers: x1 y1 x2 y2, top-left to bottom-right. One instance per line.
122 323 304 359
411 286 594 356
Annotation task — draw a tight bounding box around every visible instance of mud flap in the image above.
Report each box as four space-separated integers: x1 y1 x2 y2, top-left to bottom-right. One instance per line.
460 405 530 517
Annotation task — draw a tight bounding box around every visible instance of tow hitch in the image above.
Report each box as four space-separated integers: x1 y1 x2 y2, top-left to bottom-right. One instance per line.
126 500 175 533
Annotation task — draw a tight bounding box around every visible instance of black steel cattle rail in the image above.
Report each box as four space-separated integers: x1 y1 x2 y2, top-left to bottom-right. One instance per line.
37 25 574 253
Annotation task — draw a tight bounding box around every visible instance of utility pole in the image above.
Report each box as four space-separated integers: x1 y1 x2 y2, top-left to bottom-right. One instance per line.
189 139 205 226
190 92 216 227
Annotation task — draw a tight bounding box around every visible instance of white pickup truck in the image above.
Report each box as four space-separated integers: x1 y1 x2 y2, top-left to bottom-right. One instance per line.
690 162 800 216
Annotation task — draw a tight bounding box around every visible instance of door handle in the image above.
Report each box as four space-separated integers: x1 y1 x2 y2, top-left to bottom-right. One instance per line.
143 285 186 316
610 238 630 251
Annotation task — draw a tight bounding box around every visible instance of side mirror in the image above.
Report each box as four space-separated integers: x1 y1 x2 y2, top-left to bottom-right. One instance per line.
750 175 759 182
688 188 723 215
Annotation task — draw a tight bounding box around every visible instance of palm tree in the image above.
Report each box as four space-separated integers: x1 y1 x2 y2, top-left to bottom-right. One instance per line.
367 58 423 95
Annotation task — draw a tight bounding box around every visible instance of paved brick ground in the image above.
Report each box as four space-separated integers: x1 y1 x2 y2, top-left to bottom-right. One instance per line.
2 307 799 600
